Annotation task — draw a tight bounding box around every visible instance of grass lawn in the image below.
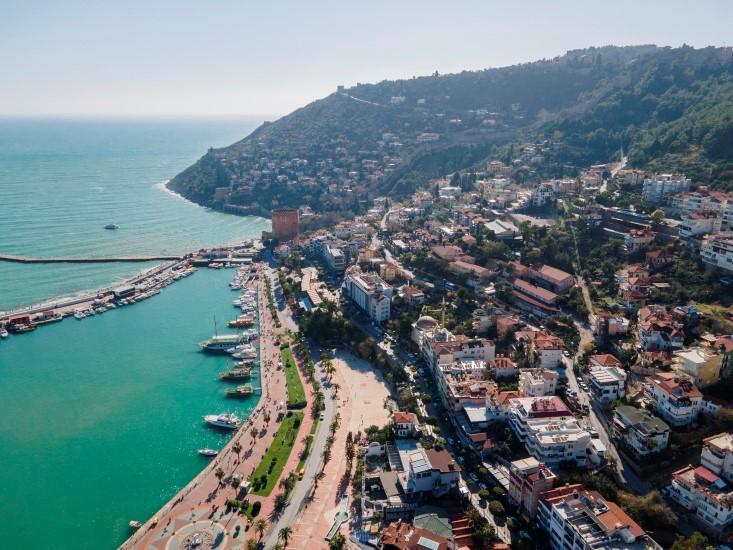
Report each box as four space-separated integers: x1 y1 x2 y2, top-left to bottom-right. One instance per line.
281 346 307 408
296 417 319 472
249 411 304 496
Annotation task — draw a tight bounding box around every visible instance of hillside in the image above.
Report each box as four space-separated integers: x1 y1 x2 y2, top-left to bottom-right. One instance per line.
169 45 733 215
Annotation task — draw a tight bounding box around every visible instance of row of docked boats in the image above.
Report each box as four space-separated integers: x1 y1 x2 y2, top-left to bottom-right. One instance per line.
198 272 260 458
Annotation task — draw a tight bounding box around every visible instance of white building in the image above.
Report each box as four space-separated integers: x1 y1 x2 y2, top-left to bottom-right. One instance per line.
523 417 592 468
624 229 656 253
519 368 559 397
484 219 520 240
701 232 733 274
344 266 393 322
395 441 461 498
645 373 703 427
701 433 733 483
642 173 690 205
673 347 723 388
670 465 733 533
589 365 627 404
537 485 660 550
612 405 670 459
530 183 554 207
679 211 721 240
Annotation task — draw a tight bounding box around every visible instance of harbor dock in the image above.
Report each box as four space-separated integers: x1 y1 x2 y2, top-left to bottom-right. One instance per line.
0 253 183 264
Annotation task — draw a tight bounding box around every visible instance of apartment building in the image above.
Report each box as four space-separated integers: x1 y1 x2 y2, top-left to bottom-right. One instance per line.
519 368 559 397
701 232 733 274
511 278 560 317
638 306 684 351
701 433 733 483
612 405 670 459
537 485 660 550
344 266 393 322
395 442 461 498
489 355 519 379
642 173 690 205
523 417 592 468
645 372 703 427
670 465 733 533
508 396 573 442
508 457 557 517
673 347 723 388
589 364 627 404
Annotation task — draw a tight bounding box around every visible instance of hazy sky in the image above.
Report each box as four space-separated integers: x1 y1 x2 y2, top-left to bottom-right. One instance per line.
2 1 731 117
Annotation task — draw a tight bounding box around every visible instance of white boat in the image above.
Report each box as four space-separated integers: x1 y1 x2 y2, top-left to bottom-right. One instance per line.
198 448 218 457
74 311 86 320
204 413 241 429
199 334 246 353
0 327 8 338
231 345 257 360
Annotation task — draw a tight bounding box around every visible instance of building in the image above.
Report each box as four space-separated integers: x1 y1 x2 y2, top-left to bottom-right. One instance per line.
508 457 557 517
523 417 592 468
519 368 559 397
344 266 394 322
624 229 656 254
669 465 733 533
588 364 627 404
324 244 346 273
645 373 703 427
395 442 461 498
642 174 690 205
537 485 660 550
529 264 576 293
508 396 573 442
673 347 723 388
393 411 420 438
530 183 554 207
380 521 455 550
271 208 299 241
679 211 721 240
638 306 684 351
489 355 518 379
612 405 670 459
701 232 733 274
511 278 560 317
425 337 496 376
485 219 520 240
701 433 733 483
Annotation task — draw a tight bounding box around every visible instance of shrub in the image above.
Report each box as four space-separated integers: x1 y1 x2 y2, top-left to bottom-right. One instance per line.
251 500 261 517
493 486 505 497
478 488 490 500
489 500 505 516
506 518 519 532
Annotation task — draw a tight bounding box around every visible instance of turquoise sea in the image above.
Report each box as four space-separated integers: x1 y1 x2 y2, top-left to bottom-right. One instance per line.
0 117 269 311
0 118 268 549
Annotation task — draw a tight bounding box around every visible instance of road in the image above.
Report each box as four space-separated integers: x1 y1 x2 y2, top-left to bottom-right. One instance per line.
563 326 651 494
263 275 338 548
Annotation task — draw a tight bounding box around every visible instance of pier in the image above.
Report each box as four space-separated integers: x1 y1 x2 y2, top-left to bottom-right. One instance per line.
0 253 183 264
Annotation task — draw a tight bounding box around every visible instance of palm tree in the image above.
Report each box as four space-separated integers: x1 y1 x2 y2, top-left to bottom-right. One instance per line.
215 467 225 486
231 476 241 495
279 526 293 547
232 441 242 460
255 519 268 540
245 539 258 550
250 427 258 443
332 383 340 397
312 472 322 490
264 411 271 424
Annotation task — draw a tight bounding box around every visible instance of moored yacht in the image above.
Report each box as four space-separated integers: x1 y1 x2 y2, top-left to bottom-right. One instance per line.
198 448 218 457
203 413 241 429
225 384 254 398
198 334 245 353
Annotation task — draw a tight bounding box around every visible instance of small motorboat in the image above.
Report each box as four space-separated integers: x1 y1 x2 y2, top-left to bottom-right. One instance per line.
0 327 9 338
198 448 218 457
129 520 142 530
104 224 120 230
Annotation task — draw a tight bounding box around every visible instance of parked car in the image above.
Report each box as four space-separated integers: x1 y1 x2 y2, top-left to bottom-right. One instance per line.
469 473 479 483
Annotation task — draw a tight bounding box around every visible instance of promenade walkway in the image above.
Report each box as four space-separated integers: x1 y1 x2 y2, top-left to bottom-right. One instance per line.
121 267 312 549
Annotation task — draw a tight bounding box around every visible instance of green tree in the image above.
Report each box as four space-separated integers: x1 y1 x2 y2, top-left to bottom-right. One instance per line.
328 531 346 549
670 532 713 550
279 526 293 547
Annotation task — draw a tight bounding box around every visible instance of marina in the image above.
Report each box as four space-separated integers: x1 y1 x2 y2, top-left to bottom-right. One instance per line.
0 267 262 549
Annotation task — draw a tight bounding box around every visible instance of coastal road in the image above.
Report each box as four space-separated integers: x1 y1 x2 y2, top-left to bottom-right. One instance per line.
263 307 337 548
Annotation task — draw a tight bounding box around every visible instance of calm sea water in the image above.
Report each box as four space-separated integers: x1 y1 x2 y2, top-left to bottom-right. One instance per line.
0 117 269 310
0 118 266 548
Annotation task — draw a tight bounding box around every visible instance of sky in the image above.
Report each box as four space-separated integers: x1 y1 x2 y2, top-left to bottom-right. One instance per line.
1 1 732 118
